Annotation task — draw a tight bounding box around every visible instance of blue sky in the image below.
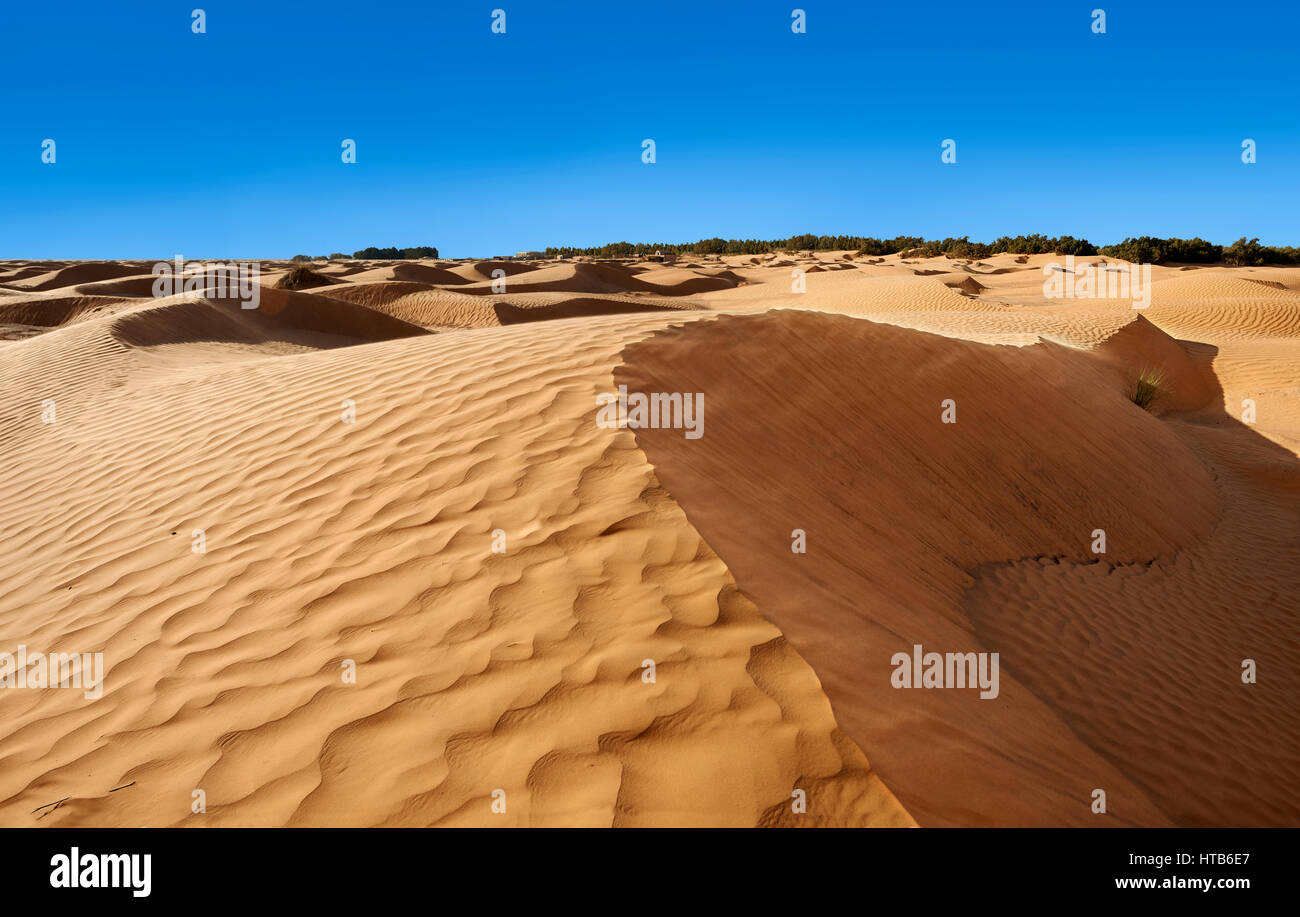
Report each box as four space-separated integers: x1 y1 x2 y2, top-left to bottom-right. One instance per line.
1 1 1296 258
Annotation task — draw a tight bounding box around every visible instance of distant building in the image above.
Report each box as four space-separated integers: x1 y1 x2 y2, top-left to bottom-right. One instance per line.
515 251 544 260
646 250 677 263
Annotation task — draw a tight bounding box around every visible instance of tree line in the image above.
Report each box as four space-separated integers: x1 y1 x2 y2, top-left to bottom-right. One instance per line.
291 237 1300 266
540 235 1300 265
292 246 440 262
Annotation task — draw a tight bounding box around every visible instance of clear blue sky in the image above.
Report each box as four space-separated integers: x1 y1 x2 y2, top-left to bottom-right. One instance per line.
2 1 1295 258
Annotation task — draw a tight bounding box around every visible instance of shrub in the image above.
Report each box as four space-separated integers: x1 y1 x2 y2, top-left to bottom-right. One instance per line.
1130 368 1164 411
276 265 338 291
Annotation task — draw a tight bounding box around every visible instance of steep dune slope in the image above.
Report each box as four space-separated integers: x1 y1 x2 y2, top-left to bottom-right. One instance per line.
614 308 1283 826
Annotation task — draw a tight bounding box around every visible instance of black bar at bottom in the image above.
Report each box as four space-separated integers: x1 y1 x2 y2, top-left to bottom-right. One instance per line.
0 827 1286 904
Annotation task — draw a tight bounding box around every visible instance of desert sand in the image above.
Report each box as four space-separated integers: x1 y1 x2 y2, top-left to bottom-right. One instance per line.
0 251 1296 826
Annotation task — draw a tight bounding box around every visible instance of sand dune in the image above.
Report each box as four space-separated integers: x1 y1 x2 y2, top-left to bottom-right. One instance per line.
339 263 472 286
6 261 147 292
1144 273 1300 338
0 294 136 329
2 252 1297 826
110 288 431 349
945 275 986 295
315 281 695 330
447 262 742 297
445 260 541 282
616 309 1222 825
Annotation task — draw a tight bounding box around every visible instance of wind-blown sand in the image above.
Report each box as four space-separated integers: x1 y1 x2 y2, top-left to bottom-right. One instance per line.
1 252 1297 826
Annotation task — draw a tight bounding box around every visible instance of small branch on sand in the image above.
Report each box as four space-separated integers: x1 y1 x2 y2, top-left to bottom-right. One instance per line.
31 781 135 818
32 796 70 817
